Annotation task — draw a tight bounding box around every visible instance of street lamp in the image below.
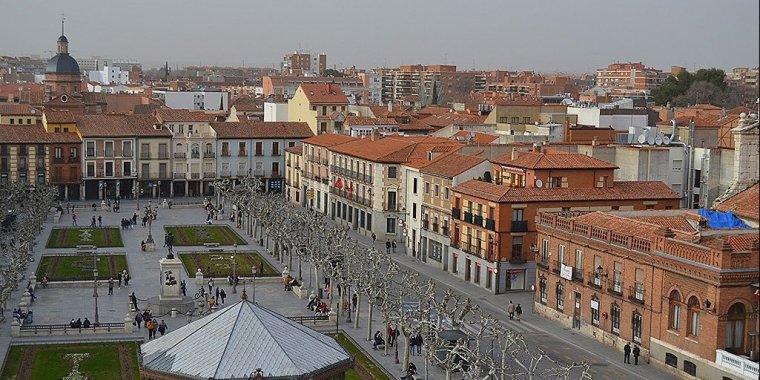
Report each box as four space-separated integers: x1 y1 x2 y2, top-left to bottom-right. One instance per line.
231 244 238 294
92 247 99 325
251 264 258 303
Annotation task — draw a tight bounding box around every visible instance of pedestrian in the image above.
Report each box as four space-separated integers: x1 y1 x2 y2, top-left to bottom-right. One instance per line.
180 280 187 297
90 216 96 227
124 271 130 287
385 241 391 254
633 345 640 365
158 320 167 336
117 272 122 288
131 291 139 311
98 215 102 227
108 277 114 295
351 293 358 312
371 232 376 244
134 312 143 328
215 287 220 303
515 304 523 321
146 318 155 339
72 212 78 226
387 324 394 347
391 240 397 252
66 202 71 214
623 342 631 364
507 300 515 320
208 278 214 294
219 288 226 304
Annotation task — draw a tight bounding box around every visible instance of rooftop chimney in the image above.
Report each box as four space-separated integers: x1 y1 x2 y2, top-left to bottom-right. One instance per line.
511 147 519 160
532 143 541 153
592 136 599 146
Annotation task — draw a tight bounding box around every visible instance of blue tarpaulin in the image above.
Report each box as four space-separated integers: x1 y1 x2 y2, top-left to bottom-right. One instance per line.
697 209 750 229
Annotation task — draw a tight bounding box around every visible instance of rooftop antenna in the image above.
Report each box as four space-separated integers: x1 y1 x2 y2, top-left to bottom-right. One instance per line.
61 12 65 35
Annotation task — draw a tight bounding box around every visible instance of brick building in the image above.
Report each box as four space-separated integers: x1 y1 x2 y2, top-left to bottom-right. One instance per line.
535 210 759 380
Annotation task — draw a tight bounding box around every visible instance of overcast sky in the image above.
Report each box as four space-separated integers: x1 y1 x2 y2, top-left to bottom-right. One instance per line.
3 0 758 74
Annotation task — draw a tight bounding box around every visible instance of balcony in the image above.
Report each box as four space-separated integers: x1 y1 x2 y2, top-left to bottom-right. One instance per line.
386 203 398 212
238 152 247 157
237 170 248 177
140 152 152 159
607 280 624 297
486 218 496 231
473 215 483 227
431 223 439 233
422 220 429 230
552 260 562 274
511 220 528 232
191 152 200 159
173 173 186 179
123 151 133 158
53 157 64 163
571 268 584 282
586 272 603 289
715 349 759 380
451 207 461 219
220 170 231 178
204 172 216 179
271 170 282 178
463 212 473 224
441 226 449 236
190 173 201 180
628 284 645 304
68 156 79 163
158 152 170 160
174 153 186 159
203 152 215 158
221 151 230 157
254 151 264 157
536 257 550 270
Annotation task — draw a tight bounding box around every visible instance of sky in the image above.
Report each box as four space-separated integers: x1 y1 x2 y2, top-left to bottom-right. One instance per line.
2 0 758 74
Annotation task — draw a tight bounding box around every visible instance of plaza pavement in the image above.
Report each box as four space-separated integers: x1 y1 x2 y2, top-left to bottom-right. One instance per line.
0 198 677 379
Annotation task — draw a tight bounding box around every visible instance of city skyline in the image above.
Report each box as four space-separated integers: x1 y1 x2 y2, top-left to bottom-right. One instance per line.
1 0 758 73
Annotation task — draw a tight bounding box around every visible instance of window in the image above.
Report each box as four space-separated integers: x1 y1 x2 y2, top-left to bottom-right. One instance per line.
123 161 132 177
222 142 230 156
104 141 114 157
665 353 678 368
444 187 450 200
271 162 280 175
726 303 745 351
387 166 397 179
556 282 564 311
559 244 566 264
596 176 608 188
412 203 417 219
539 277 547 304
413 178 418 194
669 290 682 330
687 297 700 337
634 269 644 301
105 162 114 177
434 184 440 197
386 217 396 234
425 182 430 194
512 208 524 221
86 162 95 177
549 177 563 188
574 249 583 277
632 311 642 343
387 190 397 210
611 303 620 334
86 141 95 157
683 361 697 377
255 142 263 156
123 141 132 157
239 142 247 155
591 297 600 326
54 147 63 159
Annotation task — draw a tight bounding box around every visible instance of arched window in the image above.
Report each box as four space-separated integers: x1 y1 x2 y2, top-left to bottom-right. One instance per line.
669 290 682 330
176 143 183 154
191 144 200 154
687 296 699 337
205 143 213 154
726 303 746 353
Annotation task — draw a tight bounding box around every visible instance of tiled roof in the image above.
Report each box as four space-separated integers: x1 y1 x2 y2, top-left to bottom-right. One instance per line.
0 124 80 143
657 114 738 128
155 108 214 123
492 149 618 169
76 114 170 137
302 133 356 147
419 113 487 128
210 121 313 139
397 120 434 131
0 103 40 116
700 233 758 252
452 131 500 144
140 300 351 379
419 105 454 115
330 135 460 163
453 180 680 203
714 183 759 222
285 145 303 154
44 111 76 124
420 153 486 177
298 83 348 104
345 116 397 126
571 211 697 241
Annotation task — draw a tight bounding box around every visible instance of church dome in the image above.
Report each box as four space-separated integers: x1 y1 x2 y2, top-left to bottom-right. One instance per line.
57 35 68 43
46 53 80 74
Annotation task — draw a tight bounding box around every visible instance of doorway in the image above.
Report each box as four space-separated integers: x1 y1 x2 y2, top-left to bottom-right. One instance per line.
465 259 471 281
573 291 582 329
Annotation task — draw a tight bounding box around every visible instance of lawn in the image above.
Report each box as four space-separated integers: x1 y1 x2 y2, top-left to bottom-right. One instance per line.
179 251 278 278
164 225 247 246
35 255 128 281
46 227 124 248
332 332 391 380
0 342 140 380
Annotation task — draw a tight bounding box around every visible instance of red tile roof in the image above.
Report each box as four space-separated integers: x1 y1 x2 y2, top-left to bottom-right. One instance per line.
419 113 487 128
285 145 303 155
211 121 313 139
492 149 618 169
76 115 170 137
452 131 500 144
298 83 348 105
155 109 215 123
0 124 80 143
330 136 460 164
420 153 486 177
714 183 759 222
302 133 356 147
345 117 398 126
44 111 76 124
453 180 680 203
0 103 41 116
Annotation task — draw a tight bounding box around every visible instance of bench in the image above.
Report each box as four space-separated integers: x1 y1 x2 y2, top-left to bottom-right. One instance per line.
209 248 224 253
203 242 220 247
76 245 97 255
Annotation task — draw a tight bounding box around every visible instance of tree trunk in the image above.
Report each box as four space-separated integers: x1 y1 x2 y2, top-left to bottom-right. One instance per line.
366 303 373 341
354 293 361 329
383 318 389 356
402 333 411 373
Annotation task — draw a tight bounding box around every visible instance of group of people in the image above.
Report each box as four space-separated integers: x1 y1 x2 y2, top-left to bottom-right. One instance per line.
623 342 642 365
13 309 32 324
506 301 523 321
145 318 167 340
69 317 91 328
120 216 136 230
107 270 131 295
306 295 329 316
206 279 228 305
283 275 300 291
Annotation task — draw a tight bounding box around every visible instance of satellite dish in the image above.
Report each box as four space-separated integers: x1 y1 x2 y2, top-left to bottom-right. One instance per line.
646 136 655 145
655 136 663 145
663 135 671 145
535 179 543 188
637 134 646 144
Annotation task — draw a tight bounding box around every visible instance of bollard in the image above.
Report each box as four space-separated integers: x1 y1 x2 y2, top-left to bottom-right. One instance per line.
171 308 177 318
11 320 20 337
195 269 204 286
124 313 134 333
186 311 192 323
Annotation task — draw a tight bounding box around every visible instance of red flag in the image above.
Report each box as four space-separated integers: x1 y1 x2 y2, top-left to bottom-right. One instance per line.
335 178 343 189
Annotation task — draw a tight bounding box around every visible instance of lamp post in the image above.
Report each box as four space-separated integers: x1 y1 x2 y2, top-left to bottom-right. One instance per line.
251 265 258 303
231 244 238 294
92 247 99 325
135 176 140 210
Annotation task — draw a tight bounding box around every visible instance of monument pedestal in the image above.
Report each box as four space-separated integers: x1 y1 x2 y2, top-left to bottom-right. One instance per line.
149 258 195 314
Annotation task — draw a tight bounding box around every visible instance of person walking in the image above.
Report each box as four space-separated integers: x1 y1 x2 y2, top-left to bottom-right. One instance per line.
98 215 102 227
507 300 516 320
515 304 523 321
215 287 220 303
91 216 96 228
124 271 130 287
391 240 397 252
385 241 391 254
208 278 214 294
351 293 358 312
134 312 143 328
633 345 640 365
108 277 114 295
66 201 71 214
72 212 78 226
117 272 122 288
146 318 155 339
158 320 167 336
181 280 187 297
131 292 139 311
623 342 632 364
387 324 395 347
219 288 226 304
371 232 376 244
